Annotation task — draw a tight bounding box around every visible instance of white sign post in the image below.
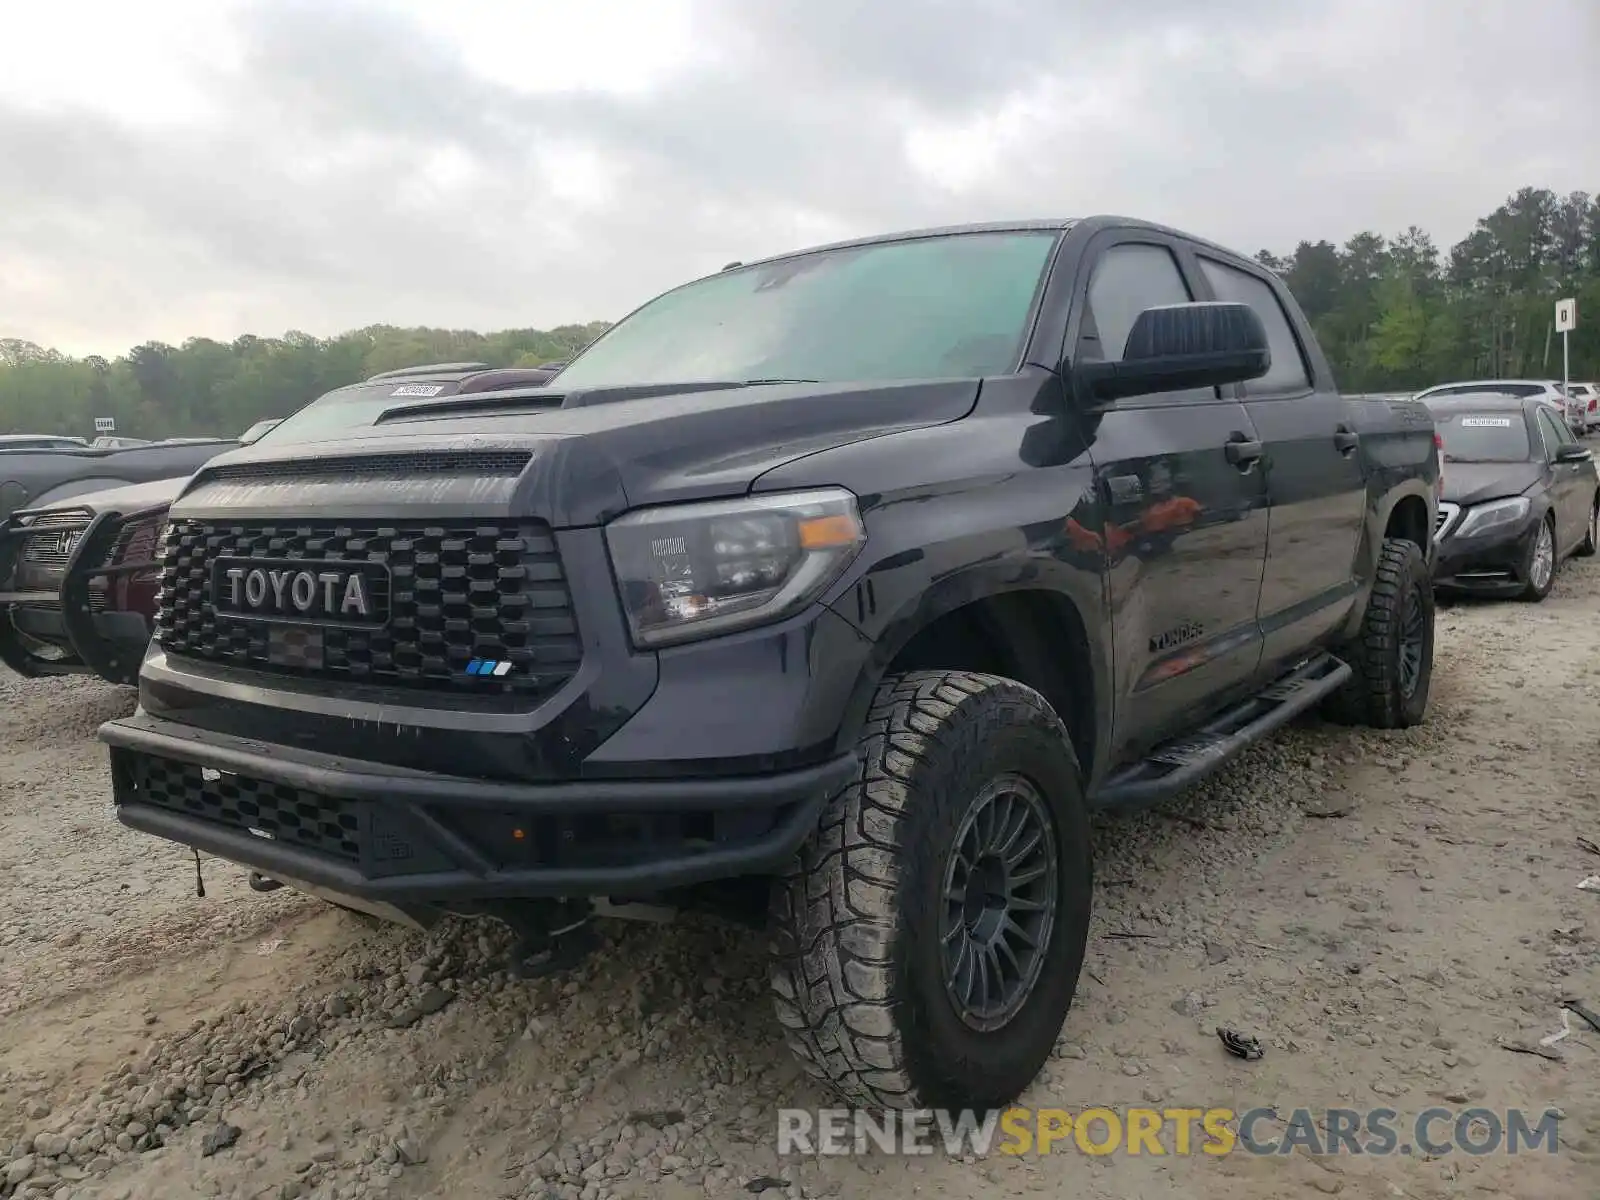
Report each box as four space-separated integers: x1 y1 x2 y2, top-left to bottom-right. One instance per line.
1555 298 1577 405
94 416 115 434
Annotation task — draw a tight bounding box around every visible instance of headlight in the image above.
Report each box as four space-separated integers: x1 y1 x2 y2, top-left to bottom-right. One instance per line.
1454 495 1531 538
604 487 865 648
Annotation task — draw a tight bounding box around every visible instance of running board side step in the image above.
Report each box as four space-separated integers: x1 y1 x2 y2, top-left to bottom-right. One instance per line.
1093 652 1351 810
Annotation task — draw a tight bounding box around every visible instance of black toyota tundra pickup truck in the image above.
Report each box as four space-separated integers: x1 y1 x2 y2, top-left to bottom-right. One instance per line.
100 217 1440 1111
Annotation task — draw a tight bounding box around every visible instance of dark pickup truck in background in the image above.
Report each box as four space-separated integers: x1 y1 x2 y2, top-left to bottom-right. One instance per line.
0 477 174 685
0 438 246 683
99 217 1439 1111
0 438 240 521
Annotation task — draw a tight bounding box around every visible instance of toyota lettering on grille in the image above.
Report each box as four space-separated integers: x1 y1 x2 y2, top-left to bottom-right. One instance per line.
210 556 390 627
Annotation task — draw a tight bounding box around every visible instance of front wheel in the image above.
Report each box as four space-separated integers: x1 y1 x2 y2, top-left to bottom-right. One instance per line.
1520 514 1557 601
768 671 1091 1111
1324 537 1434 729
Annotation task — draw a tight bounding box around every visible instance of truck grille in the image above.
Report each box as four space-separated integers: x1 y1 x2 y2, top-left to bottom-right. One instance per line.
153 519 582 697
129 754 362 862
19 508 90 572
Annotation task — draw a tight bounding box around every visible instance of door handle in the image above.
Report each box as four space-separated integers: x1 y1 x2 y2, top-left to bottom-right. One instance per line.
1334 426 1359 454
1224 436 1263 466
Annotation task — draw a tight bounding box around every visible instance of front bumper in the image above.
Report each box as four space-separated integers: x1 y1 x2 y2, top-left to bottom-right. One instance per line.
1432 507 1541 595
102 711 858 901
0 510 89 677
0 507 161 684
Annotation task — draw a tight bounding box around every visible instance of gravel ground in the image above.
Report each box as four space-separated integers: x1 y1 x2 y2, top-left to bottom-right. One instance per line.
2 558 1598 1200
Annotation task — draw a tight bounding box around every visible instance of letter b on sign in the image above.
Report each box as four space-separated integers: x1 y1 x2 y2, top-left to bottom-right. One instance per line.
1556 298 1577 333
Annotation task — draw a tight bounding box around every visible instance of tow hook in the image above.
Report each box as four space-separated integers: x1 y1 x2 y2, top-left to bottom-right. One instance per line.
248 872 285 893
496 898 600 980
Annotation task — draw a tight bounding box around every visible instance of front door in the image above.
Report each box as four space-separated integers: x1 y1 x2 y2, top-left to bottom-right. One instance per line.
1065 234 1270 762
1192 254 1368 669
1536 407 1587 552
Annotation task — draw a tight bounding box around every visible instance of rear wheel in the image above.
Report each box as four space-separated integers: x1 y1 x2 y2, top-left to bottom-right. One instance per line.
768 671 1091 1110
1324 537 1434 729
1521 514 1557 601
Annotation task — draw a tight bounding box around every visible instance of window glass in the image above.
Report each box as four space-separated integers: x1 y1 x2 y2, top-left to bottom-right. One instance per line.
1198 258 1312 394
1535 408 1571 455
1429 409 1531 462
1079 243 1193 364
552 231 1060 388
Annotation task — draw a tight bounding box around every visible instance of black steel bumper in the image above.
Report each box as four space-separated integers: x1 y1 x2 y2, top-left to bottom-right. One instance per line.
0 506 162 684
102 711 858 902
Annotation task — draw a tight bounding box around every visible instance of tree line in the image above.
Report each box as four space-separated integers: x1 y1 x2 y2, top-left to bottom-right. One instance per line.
0 323 611 440
2 184 1597 439
1255 186 1598 392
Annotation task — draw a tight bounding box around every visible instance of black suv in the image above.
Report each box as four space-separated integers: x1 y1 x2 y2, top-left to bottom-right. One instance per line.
101 217 1440 1110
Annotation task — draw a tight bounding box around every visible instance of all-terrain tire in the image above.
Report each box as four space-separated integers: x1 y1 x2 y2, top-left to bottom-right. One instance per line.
1576 493 1598 558
768 670 1091 1111
1323 537 1434 729
1520 513 1558 602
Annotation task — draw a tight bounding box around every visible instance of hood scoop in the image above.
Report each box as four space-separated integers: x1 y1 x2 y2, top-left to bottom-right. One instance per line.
205 450 532 483
177 449 538 519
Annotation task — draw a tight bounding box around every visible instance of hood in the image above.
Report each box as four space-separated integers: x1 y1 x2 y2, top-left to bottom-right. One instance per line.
172 379 980 526
24 475 187 518
1442 461 1542 507
43 473 185 518
0 439 235 520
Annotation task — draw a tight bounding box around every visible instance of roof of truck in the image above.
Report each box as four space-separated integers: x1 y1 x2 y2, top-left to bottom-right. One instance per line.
715 215 1272 277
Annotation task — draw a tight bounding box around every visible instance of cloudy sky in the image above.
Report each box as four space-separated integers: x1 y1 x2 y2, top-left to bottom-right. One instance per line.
2 0 1596 358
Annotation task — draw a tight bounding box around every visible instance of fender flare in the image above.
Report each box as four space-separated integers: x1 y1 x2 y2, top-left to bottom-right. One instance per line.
827 558 1108 778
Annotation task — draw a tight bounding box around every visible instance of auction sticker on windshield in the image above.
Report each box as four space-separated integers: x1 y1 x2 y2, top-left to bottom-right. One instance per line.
390 384 446 397
1459 417 1513 427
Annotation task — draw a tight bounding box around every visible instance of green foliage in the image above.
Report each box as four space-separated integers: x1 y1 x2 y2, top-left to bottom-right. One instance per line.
1262 186 1599 392
0 322 611 438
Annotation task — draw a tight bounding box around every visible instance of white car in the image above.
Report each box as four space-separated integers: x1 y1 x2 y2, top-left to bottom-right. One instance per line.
1565 382 1598 435
1413 380 1585 436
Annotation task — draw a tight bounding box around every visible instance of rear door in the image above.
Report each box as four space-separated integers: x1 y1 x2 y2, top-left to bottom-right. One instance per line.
1064 231 1270 761
1191 253 1367 671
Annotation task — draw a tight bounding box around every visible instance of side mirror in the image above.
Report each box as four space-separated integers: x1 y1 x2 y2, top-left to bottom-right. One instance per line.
1555 444 1592 463
1076 302 1271 403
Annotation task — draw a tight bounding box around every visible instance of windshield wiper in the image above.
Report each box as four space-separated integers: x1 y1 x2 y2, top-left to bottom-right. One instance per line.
742 377 821 386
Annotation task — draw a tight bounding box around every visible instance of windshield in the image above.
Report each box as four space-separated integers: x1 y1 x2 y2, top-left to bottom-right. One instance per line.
1431 411 1531 462
552 230 1060 389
